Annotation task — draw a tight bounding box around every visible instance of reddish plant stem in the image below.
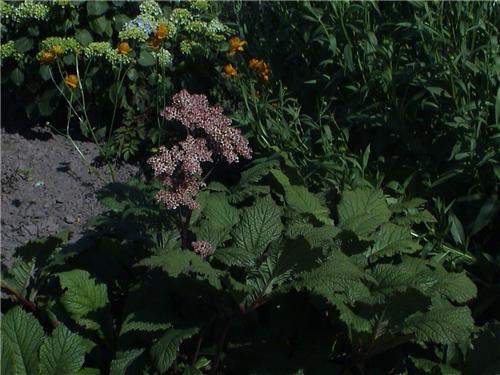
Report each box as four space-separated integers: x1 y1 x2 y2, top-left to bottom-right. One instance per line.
1 285 37 311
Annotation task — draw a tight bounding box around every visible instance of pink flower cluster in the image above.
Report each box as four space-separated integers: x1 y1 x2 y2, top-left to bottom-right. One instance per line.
148 90 252 210
161 90 252 163
192 240 215 259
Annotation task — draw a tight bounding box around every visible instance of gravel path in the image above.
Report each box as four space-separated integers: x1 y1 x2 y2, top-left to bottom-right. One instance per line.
1 126 141 265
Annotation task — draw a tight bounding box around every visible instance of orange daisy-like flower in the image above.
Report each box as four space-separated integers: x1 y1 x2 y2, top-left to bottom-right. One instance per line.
51 45 64 56
117 41 132 55
64 74 79 89
149 36 162 49
156 23 169 40
249 58 270 82
149 23 169 49
227 36 247 57
224 63 237 78
40 51 56 64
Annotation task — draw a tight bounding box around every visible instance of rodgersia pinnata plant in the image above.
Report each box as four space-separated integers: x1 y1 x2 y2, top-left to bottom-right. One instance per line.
149 90 252 211
148 90 251 247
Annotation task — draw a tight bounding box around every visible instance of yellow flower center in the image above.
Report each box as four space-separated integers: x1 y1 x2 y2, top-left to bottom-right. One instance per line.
51 45 64 56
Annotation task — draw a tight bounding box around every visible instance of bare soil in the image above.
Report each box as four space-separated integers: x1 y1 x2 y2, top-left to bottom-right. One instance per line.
1 125 140 265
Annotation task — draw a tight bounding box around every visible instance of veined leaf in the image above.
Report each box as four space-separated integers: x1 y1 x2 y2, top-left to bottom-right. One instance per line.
287 223 340 249
203 193 239 229
338 188 390 238
367 223 421 258
300 251 375 304
1 306 45 375
285 185 333 224
120 314 172 335
238 159 280 186
371 259 477 303
403 304 475 345
139 249 223 289
1 259 35 298
213 247 255 268
326 295 371 333
193 221 230 248
1 335 16 375
39 325 85 375
150 328 199 373
233 196 283 258
109 349 144 375
58 270 109 327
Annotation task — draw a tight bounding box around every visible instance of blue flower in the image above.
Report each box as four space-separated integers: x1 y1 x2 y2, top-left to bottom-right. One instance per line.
123 16 156 35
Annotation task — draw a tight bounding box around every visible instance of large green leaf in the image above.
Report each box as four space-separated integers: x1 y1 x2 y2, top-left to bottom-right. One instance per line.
150 328 199 373
300 251 375 304
237 159 280 186
287 223 340 250
109 349 144 375
1 306 45 375
203 193 239 229
86 1 108 16
338 188 390 238
371 259 477 304
213 247 256 268
285 185 332 224
232 196 283 258
139 249 223 289
1 259 35 298
58 270 109 327
38 325 85 375
367 223 421 258
1 338 16 375
403 304 475 345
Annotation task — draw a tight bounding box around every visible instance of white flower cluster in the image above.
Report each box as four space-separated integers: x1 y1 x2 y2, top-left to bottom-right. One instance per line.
83 42 132 67
2 0 49 23
154 48 173 68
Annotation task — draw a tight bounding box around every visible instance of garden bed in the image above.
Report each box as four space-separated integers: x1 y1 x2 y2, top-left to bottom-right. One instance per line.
1 125 140 264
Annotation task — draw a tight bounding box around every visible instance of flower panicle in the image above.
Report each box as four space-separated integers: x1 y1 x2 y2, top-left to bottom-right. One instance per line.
148 90 252 210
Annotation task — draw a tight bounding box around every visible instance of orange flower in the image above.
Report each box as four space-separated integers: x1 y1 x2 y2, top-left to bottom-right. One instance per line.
64 74 79 89
227 36 247 57
51 45 64 56
40 51 56 64
224 63 237 78
117 41 132 55
249 58 270 82
149 36 162 49
156 23 169 40
149 23 169 49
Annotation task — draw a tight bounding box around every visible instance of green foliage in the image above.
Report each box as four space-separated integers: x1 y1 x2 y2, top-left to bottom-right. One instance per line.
1 307 86 375
2 2 499 373
150 328 198 373
0 159 491 373
58 270 109 331
2 0 232 161
38 325 85 375
1 307 45 375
